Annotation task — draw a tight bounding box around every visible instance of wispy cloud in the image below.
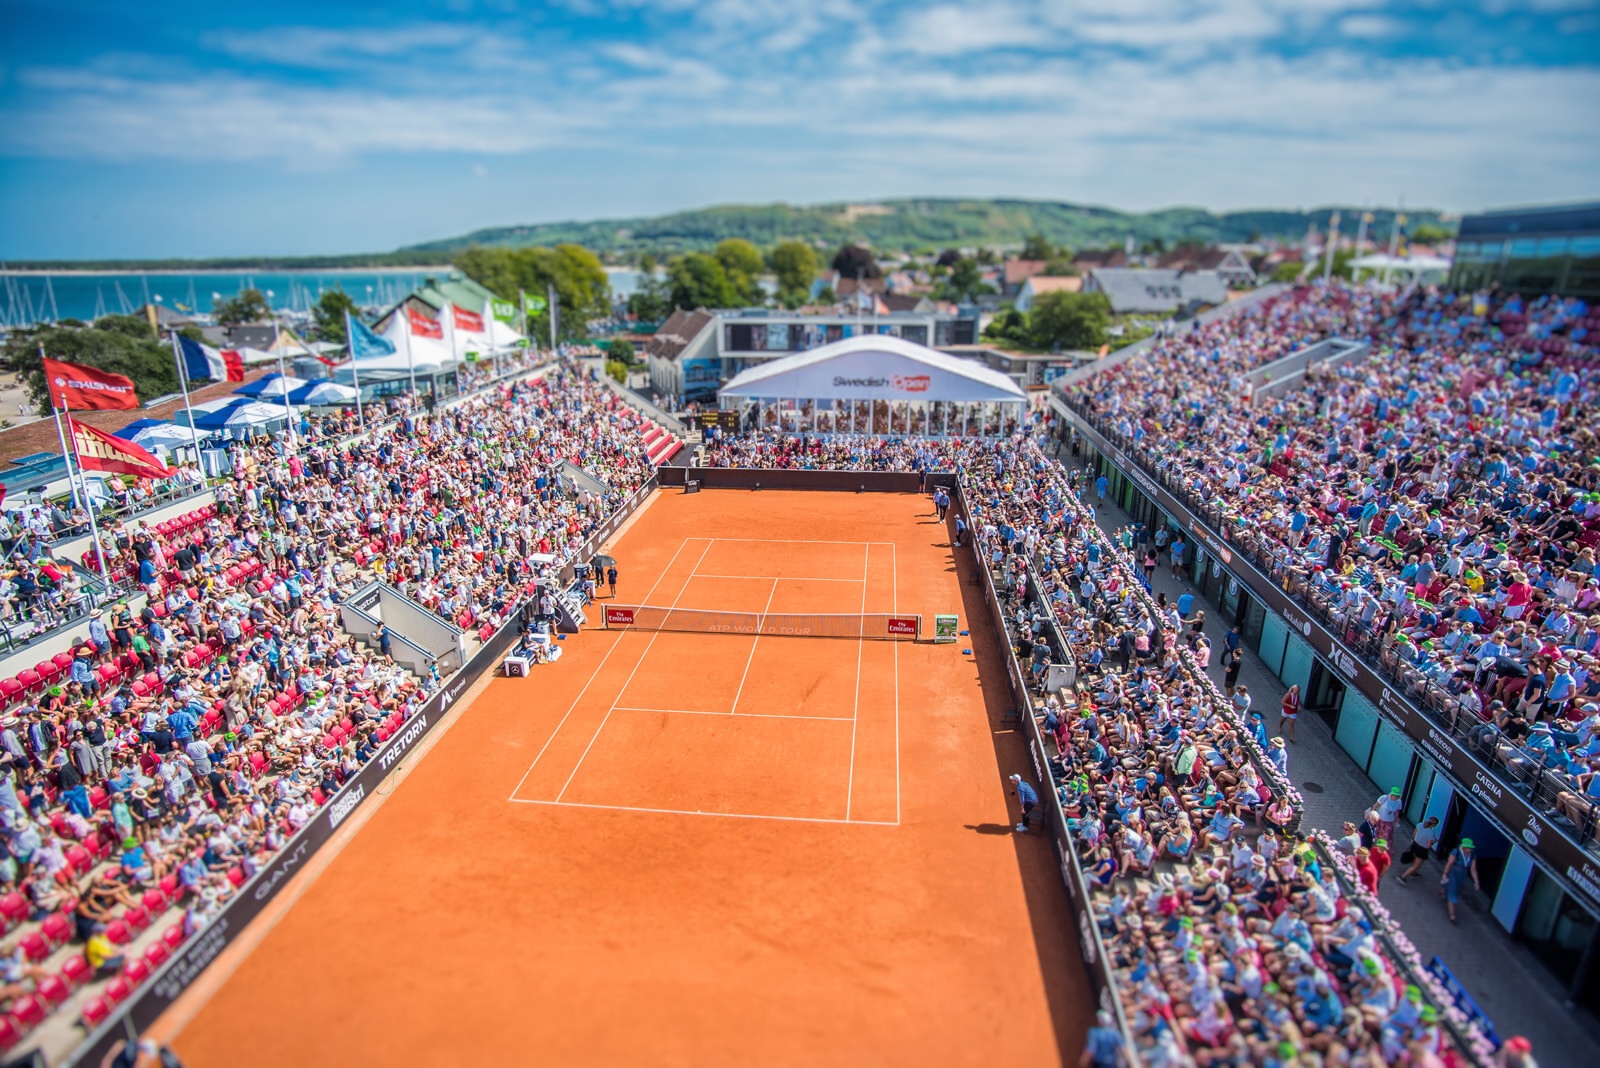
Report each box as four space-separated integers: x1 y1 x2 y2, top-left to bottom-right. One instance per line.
0 0 1595 256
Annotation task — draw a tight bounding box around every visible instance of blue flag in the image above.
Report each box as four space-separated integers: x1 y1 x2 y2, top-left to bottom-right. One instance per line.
348 314 396 359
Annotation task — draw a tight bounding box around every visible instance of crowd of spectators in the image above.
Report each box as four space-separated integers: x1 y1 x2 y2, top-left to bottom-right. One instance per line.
703 409 1489 1063
0 356 663 1048
1063 284 1600 844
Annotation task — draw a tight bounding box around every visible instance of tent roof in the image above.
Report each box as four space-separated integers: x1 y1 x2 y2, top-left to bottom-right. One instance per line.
1350 254 1451 271
720 335 1026 403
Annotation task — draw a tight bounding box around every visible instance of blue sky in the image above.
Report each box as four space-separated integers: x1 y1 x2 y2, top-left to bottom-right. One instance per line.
1 0 1597 259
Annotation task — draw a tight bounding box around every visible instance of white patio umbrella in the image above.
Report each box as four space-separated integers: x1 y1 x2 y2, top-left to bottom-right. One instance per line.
285 380 360 406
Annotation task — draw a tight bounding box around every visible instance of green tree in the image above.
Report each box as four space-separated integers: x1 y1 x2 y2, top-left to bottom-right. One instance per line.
1028 291 1111 351
3 316 185 414
214 289 272 325
831 244 880 280
712 239 765 305
627 273 671 322
667 252 739 310
608 338 636 364
768 240 820 304
454 243 612 341
605 359 628 384
1021 233 1056 260
935 258 992 303
312 289 359 343
1270 260 1307 283
982 307 1030 347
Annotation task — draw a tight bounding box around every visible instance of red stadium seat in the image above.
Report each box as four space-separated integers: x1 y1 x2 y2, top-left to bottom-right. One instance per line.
33 973 71 1008
162 925 186 950
60 953 92 989
9 995 45 1028
102 975 133 1006
40 912 72 948
104 919 132 946
80 997 111 1028
123 957 151 985
0 892 28 928
19 932 49 963
142 888 168 913
0 1015 19 1051
15 669 41 693
144 941 170 968
122 904 151 933
52 651 75 672
225 867 246 888
34 660 61 684
159 874 180 898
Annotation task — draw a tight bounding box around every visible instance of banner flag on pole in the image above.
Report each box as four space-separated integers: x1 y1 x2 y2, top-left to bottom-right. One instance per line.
176 335 245 382
451 304 484 332
490 299 517 324
42 356 139 410
522 293 547 315
349 316 397 359
67 416 172 479
407 307 443 339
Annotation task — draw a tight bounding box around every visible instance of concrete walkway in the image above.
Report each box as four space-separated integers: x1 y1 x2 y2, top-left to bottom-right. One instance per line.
1061 455 1597 1068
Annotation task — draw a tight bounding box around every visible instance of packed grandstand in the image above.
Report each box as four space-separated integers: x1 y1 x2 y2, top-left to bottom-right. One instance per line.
0 280 1587 1065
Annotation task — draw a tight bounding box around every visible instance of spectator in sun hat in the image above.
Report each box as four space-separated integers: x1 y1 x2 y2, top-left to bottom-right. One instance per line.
1372 786 1403 843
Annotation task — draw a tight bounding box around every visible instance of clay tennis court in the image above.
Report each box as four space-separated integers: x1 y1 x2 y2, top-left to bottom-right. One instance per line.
155 488 1088 1065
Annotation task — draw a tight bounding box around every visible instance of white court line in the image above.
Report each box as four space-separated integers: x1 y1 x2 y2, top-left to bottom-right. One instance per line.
614 706 854 722
728 577 779 716
892 541 901 825
844 542 869 821
555 540 715 802
507 538 697 802
703 538 896 546
691 574 865 582
508 797 898 827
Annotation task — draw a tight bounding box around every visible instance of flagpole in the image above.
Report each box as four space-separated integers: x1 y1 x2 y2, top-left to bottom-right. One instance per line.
59 401 113 589
170 332 203 467
40 343 83 510
519 288 529 351
548 283 558 354
405 308 417 401
344 310 366 433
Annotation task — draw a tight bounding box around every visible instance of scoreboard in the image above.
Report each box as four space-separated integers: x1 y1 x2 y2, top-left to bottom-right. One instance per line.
687 411 742 432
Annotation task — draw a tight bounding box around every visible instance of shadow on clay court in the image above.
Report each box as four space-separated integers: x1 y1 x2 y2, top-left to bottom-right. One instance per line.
965 823 1016 835
945 517 1091 1066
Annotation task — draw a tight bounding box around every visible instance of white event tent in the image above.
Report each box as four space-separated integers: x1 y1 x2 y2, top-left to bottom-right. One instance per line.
718 335 1027 436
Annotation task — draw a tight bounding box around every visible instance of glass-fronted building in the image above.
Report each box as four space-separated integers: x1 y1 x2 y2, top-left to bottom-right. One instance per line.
1449 201 1600 300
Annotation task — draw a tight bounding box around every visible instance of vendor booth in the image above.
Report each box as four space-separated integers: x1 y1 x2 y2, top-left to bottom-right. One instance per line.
717 335 1027 436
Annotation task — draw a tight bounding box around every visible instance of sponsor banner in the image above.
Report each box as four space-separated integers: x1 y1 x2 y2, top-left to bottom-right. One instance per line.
886 616 918 636
1062 407 1600 918
605 607 636 627
933 614 959 643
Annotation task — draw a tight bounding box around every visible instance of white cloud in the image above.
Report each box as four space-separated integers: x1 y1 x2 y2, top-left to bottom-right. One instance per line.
1 1 1595 218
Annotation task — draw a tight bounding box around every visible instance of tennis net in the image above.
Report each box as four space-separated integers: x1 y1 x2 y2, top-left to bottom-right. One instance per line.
602 605 920 640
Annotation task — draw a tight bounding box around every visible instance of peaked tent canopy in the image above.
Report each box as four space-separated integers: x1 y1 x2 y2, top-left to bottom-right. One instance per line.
719 335 1026 404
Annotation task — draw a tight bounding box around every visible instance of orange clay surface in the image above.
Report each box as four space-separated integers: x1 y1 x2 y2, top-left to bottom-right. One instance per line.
162 488 1089 1066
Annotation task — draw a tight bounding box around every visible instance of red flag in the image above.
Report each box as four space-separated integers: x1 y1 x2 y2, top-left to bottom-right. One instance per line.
451 304 484 332
43 356 139 411
219 348 246 382
407 308 443 339
315 352 341 367
68 417 171 479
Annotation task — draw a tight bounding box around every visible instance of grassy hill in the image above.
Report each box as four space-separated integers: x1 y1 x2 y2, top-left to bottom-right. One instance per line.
408 198 1448 257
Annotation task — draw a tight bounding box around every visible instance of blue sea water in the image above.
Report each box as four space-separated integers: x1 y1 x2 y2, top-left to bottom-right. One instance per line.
2 266 644 326
0 268 444 325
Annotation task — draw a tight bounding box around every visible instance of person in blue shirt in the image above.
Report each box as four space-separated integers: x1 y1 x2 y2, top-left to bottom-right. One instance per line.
1095 474 1109 504
1010 773 1039 833
1080 1010 1125 1068
1176 592 1195 617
